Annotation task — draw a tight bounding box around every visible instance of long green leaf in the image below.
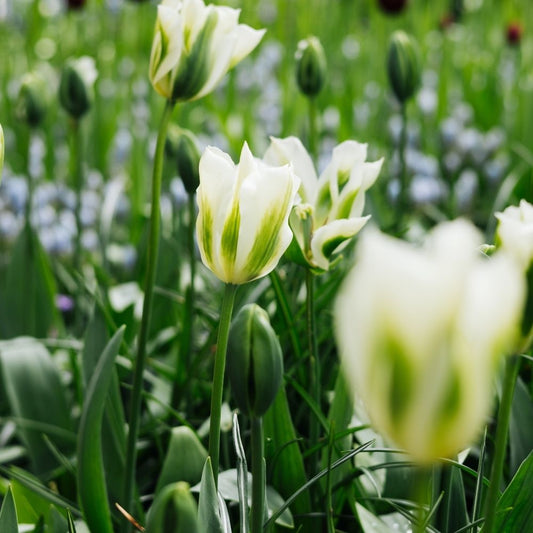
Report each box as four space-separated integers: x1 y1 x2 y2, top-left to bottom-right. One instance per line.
263 384 311 516
0 485 18 533
77 326 125 533
82 308 127 509
509 377 533 476
198 458 225 533
0 338 73 474
480 450 533 532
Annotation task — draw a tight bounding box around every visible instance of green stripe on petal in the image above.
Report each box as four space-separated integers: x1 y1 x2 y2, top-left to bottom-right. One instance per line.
334 188 359 220
172 11 218 101
198 198 214 268
220 201 241 277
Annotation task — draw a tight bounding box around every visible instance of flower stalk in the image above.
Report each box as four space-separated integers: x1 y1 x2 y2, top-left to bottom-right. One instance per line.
208 283 238 487
123 99 175 519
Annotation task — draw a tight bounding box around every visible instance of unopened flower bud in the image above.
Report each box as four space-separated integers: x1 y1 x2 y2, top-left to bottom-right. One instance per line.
387 31 421 103
166 127 201 195
227 304 283 418
146 482 199 533
59 57 97 119
295 36 327 98
66 0 86 10
378 0 408 15
17 73 48 128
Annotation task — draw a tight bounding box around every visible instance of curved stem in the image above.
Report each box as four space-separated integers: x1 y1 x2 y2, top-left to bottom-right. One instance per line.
251 416 266 533
483 354 521 533
71 118 83 277
122 100 175 522
208 283 238 487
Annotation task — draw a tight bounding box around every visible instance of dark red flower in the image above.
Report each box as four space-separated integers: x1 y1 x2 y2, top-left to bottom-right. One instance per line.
66 0 86 9
378 0 408 15
506 22 523 46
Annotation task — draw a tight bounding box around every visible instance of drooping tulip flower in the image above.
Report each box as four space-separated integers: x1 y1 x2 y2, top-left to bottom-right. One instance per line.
263 136 382 271
335 220 525 462
149 0 265 102
196 142 299 284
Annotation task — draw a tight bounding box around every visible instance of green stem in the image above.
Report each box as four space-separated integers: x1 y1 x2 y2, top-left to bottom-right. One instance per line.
122 100 175 523
251 416 266 533
171 191 197 411
306 270 320 454
71 118 83 276
308 96 318 162
398 102 408 230
483 355 521 533
208 283 238 487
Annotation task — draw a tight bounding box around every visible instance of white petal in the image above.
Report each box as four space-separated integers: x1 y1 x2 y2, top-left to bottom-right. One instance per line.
311 217 369 270
229 26 266 67
264 136 318 203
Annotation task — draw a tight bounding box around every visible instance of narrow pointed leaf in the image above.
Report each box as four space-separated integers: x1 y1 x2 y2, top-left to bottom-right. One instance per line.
77 326 125 533
198 458 225 533
0 486 18 533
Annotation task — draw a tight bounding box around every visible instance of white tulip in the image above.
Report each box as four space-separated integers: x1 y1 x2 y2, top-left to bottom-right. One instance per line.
263 136 382 271
149 0 265 102
495 199 533 270
334 220 525 462
196 143 299 285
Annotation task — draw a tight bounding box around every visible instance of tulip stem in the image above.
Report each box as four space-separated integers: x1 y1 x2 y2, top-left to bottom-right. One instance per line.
172 191 197 411
251 416 266 532
208 282 238 487
398 102 408 231
308 96 318 162
483 354 521 533
306 270 320 456
123 99 175 525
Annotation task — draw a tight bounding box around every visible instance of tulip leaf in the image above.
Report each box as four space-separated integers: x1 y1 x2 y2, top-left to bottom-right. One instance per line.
0 485 18 533
263 384 311 516
197 458 225 533
0 337 74 475
82 308 126 510
434 464 468 533
509 376 533 476
480 450 533 531
356 503 412 532
0 223 59 338
77 326 125 533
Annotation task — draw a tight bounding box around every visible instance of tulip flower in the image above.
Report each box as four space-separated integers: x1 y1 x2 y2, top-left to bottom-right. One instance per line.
495 199 533 271
149 0 265 102
263 136 382 271
196 142 299 285
335 220 525 462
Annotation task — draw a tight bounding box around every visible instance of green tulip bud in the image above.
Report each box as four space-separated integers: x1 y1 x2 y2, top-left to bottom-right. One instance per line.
146 482 199 533
227 304 283 418
59 57 97 118
166 127 201 195
387 31 421 103
17 73 48 128
295 36 327 97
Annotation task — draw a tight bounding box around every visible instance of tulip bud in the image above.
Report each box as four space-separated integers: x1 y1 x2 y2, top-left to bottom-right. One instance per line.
17 73 48 128
295 36 327 98
378 0 408 15
59 57 97 119
166 127 201 195
227 304 283 418
146 482 199 533
387 31 421 104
